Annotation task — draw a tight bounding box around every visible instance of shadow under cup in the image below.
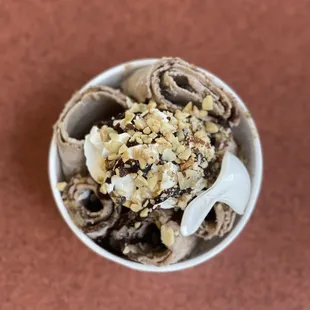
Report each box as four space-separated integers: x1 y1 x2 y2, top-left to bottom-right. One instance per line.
49 59 263 272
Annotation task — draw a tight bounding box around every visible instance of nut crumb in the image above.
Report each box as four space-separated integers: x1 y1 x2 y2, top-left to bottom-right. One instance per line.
162 149 177 162
134 222 141 229
131 203 143 212
178 148 191 160
123 246 130 254
143 127 151 134
202 95 214 110
56 182 67 191
205 122 219 133
183 102 193 113
161 225 175 247
118 144 128 154
140 208 149 217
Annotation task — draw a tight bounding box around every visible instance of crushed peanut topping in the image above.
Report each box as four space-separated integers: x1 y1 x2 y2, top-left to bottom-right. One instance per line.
85 100 233 213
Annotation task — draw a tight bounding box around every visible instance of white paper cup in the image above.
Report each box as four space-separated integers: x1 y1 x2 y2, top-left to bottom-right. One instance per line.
48 59 263 272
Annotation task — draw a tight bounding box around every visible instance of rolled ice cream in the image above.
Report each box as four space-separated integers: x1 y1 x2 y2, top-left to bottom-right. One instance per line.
55 57 244 266
54 86 131 179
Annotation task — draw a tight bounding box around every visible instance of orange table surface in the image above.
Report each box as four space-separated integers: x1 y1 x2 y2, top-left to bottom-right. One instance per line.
1 1 309 309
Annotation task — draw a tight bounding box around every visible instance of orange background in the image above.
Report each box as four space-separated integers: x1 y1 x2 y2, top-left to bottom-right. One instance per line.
1 1 309 309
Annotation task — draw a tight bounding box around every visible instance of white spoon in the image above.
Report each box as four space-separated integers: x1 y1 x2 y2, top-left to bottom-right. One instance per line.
180 152 251 237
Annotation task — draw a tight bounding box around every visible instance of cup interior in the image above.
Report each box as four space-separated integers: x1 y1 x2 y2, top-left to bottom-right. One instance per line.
49 59 263 272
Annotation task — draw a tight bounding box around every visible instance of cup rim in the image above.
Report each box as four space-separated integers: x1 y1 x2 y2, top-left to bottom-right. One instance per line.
48 58 263 272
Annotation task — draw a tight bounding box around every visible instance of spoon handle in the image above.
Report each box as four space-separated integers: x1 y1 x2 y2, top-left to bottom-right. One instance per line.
180 194 217 237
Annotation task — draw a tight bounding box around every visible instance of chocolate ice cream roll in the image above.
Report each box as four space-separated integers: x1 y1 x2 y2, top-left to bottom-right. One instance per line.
195 203 236 240
61 174 121 239
122 57 240 126
110 210 197 266
54 86 132 179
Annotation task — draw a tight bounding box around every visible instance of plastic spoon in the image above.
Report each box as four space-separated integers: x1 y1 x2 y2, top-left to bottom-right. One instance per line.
180 152 251 237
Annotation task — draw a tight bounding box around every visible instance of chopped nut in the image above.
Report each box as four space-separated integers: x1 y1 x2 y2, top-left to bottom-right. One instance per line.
175 110 189 120
164 132 178 145
140 134 148 140
136 137 143 144
109 132 119 141
135 175 148 187
131 190 141 204
131 203 143 212
204 148 215 161
183 102 193 113
130 132 142 143
123 201 131 208
56 182 67 191
170 117 178 126
162 149 177 162
146 118 161 133
139 186 151 200
139 158 147 169
177 130 185 141
134 118 147 130
104 141 122 153
159 103 168 110
124 111 135 122
147 174 159 190
180 157 195 170
122 151 130 163
160 122 176 134
132 147 142 159
108 154 120 160
147 100 157 110
123 246 130 254
139 148 158 165
127 130 135 136
194 130 208 139
118 144 128 154
134 222 141 229
178 148 191 160
157 145 165 155
140 208 149 217
100 126 116 142
199 110 208 118
141 136 153 144
149 132 158 139
143 127 151 134
171 141 181 152
177 169 201 190
133 131 142 138
176 145 186 154
202 95 214 110
177 121 184 130
190 118 200 132
155 137 171 146
192 105 200 117
177 200 187 209
205 122 219 133
161 225 175 247
129 103 143 113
